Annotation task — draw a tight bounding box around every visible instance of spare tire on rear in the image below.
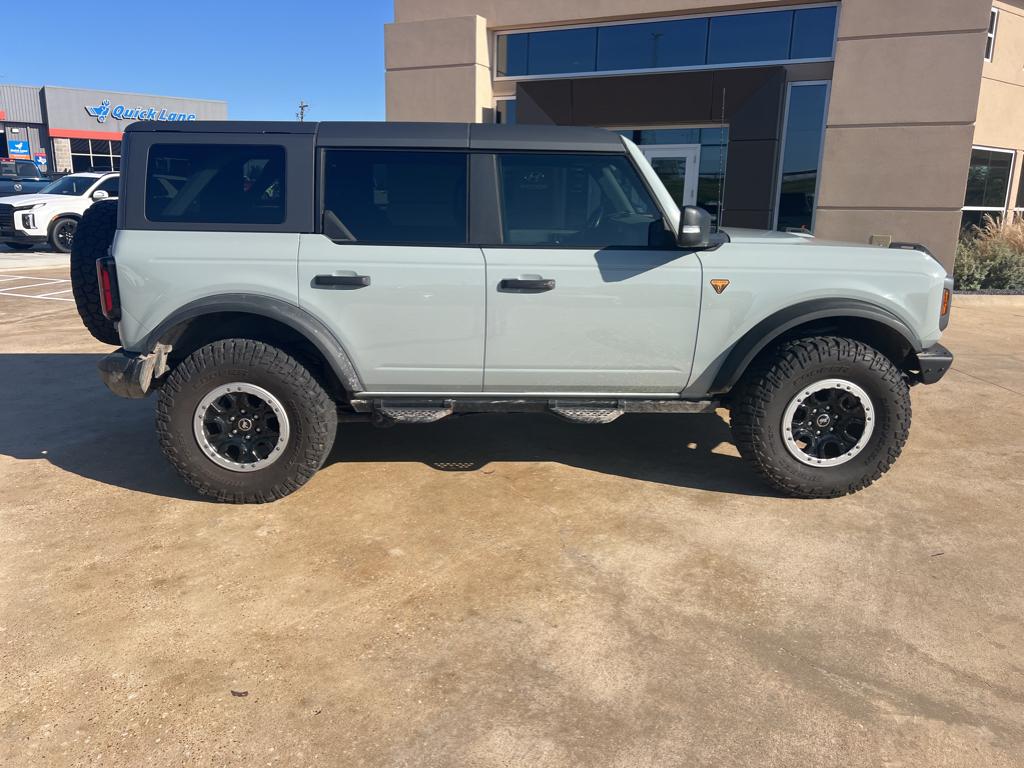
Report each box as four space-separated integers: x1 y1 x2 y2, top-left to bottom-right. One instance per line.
70 199 120 346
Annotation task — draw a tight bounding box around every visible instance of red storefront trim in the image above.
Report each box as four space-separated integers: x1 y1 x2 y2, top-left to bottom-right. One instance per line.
49 128 124 140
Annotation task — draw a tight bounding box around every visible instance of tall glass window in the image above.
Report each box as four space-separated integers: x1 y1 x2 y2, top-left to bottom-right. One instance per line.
496 5 837 78
962 146 1015 230
776 83 829 233
495 99 517 125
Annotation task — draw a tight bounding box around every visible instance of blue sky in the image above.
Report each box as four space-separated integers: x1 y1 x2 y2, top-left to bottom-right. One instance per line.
4 0 393 121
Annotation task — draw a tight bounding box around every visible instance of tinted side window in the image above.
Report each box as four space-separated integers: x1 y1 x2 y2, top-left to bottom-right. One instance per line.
323 150 468 245
146 144 285 224
497 153 663 247
97 177 120 197
16 161 39 178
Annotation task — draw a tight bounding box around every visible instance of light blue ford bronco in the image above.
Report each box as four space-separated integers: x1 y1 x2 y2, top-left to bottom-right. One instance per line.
70 121 954 503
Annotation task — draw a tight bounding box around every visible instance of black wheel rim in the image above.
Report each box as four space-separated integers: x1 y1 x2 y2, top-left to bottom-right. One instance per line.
782 379 875 467
55 220 76 250
193 383 290 472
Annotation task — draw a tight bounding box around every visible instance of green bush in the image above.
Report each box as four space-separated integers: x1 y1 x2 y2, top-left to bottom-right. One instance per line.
955 216 1024 291
983 242 1024 290
954 241 988 290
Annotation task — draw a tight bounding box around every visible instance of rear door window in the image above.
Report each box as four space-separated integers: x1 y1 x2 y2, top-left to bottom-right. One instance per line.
146 144 285 224
322 149 468 245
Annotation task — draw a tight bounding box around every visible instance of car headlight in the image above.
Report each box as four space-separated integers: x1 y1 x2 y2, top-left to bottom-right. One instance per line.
30 202 46 209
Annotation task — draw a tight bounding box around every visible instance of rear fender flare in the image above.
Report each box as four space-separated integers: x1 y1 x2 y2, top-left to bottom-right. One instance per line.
139 294 364 393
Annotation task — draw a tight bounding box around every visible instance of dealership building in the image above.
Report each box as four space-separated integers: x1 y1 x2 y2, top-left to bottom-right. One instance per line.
386 0 1024 269
0 84 227 175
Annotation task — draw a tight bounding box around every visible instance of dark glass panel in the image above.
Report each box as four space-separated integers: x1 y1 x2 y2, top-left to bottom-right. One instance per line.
496 33 529 77
497 153 661 247
964 148 1013 208
69 138 89 153
526 27 597 75
496 99 517 125
790 6 838 59
708 11 793 65
596 18 707 71
146 144 286 224
323 150 468 245
777 83 828 232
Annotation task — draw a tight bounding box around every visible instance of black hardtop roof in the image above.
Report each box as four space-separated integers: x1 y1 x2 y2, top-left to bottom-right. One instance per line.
124 120 626 152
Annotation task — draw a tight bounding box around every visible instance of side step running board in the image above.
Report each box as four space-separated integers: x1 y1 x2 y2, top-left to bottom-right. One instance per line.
349 398 718 426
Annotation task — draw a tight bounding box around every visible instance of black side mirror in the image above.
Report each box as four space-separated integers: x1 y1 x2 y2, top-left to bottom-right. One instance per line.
678 206 712 249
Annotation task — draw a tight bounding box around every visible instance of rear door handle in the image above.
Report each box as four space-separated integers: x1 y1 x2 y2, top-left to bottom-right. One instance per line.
498 277 555 293
313 274 371 289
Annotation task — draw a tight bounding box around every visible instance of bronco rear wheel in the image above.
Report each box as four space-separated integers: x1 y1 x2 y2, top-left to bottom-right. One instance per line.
156 339 338 503
730 336 911 498
70 200 120 345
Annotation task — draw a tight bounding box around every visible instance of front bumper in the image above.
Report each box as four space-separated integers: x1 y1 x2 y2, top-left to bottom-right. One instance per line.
97 346 170 399
912 343 954 385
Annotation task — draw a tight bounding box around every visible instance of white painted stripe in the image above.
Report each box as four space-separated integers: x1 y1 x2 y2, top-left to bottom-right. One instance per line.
35 288 73 297
0 280 66 290
0 292 74 301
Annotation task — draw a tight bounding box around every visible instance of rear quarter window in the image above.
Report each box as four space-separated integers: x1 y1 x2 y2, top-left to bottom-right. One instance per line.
146 144 286 224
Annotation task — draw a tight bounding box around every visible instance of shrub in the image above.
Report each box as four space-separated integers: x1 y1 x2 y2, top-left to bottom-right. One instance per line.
956 215 1024 291
954 240 989 290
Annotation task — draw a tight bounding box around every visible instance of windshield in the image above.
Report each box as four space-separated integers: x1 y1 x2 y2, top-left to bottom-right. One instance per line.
39 175 97 196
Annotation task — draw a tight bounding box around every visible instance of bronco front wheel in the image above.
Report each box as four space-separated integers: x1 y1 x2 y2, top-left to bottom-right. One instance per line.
730 336 911 498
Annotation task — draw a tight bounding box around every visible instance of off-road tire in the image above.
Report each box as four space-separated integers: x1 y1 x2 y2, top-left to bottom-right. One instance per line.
156 339 338 503
730 336 911 498
49 215 78 254
70 200 119 345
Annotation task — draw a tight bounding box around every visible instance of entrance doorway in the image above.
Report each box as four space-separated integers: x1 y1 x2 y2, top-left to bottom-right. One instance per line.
640 144 701 209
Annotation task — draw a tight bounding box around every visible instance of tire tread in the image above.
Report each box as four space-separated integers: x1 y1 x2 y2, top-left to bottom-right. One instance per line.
156 339 336 503
730 336 911 498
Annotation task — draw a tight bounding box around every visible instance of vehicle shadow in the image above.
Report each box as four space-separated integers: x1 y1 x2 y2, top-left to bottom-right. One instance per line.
0 353 776 500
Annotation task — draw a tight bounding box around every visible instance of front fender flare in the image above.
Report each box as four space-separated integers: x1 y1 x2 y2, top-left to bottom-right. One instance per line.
707 298 923 394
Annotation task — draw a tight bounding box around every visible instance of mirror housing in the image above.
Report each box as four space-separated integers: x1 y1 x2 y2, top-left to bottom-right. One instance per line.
92 189 109 201
677 206 712 249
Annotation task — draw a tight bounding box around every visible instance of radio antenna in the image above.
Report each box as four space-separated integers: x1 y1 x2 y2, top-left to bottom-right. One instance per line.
716 88 727 232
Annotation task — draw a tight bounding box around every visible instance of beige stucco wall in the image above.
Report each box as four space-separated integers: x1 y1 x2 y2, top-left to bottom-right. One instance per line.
813 0 991 269
973 1 1024 212
395 0 815 27
386 0 1007 270
385 15 491 122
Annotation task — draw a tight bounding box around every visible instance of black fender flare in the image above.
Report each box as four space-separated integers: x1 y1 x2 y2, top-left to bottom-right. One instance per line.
138 293 364 393
708 298 923 394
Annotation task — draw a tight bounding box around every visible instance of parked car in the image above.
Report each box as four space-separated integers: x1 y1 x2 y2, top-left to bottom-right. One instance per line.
0 158 51 197
0 172 119 252
71 121 953 503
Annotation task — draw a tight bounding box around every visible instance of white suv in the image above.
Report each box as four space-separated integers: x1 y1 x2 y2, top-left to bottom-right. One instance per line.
0 172 119 253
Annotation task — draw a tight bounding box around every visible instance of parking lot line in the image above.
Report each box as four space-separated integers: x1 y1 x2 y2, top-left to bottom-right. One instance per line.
0 273 74 302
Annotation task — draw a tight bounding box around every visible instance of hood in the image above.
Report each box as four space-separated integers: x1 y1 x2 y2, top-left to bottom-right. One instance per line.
0 193 68 207
721 227 867 249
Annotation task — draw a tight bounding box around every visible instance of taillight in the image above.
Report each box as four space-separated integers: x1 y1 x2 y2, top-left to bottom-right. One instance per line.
95 257 121 321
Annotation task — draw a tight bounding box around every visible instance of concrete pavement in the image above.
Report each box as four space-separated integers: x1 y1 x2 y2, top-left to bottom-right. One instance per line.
1 271 1022 767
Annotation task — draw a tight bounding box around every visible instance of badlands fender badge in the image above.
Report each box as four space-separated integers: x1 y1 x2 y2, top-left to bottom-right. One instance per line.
710 279 730 294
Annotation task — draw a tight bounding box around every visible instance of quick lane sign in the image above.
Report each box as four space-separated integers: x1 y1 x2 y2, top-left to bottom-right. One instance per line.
85 99 197 124
7 140 31 159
